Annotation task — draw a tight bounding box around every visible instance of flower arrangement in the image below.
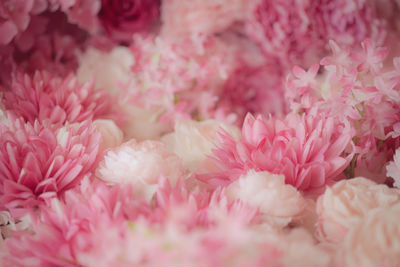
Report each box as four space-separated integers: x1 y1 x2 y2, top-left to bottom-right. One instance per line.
1 0 400 266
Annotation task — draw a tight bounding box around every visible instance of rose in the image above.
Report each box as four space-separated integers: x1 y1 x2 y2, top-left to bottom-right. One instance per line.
99 0 160 42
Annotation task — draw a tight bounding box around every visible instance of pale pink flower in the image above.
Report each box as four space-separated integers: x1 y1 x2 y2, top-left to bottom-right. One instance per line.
120 104 171 141
1 71 117 128
205 111 354 193
161 119 240 171
316 177 400 243
93 119 123 153
0 119 100 215
336 204 400 267
161 0 254 38
246 0 387 68
387 147 400 188
77 46 135 95
225 170 305 227
96 139 184 202
126 34 238 123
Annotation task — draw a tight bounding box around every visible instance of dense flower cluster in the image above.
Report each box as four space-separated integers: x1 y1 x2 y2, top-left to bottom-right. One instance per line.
1 0 400 266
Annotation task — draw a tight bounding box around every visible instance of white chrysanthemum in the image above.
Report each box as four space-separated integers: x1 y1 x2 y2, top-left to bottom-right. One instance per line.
77 46 134 95
161 119 240 171
225 170 305 227
96 140 184 202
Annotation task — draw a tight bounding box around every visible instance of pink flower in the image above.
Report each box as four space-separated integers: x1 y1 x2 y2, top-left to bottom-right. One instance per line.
246 0 387 68
225 170 305 227
0 119 100 216
245 0 324 68
99 0 160 42
126 34 238 124
0 0 47 45
2 178 149 266
161 0 253 38
219 61 287 123
1 71 117 128
316 177 400 243
58 0 101 33
336 205 400 267
96 139 184 202
204 111 354 193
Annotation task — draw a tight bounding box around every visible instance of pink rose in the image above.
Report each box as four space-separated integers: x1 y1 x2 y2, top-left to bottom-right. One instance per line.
316 177 400 243
99 0 160 42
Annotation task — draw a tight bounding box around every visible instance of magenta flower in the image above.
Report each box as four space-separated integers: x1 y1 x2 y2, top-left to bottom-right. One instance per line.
1 71 116 127
204 112 354 193
0 119 100 215
99 0 160 42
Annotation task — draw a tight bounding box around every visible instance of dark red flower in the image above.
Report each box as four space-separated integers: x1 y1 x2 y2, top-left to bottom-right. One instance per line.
99 0 160 42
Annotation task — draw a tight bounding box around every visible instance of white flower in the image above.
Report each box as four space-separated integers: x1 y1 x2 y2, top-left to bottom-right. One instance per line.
96 140 184 202
161 119 240 170
77 46 134 95
387 147 400 188
225 170 305 227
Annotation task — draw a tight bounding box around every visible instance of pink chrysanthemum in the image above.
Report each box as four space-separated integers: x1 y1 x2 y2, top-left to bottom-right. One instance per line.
203 111 354 193
3 178 149 267
1 71 117 128
0 119 100 216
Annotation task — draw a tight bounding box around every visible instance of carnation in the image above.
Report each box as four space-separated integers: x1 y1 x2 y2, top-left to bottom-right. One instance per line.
77 46 135 95
316 177 400 243
96 139 184 202
225 170 305 227
336 204 400 267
